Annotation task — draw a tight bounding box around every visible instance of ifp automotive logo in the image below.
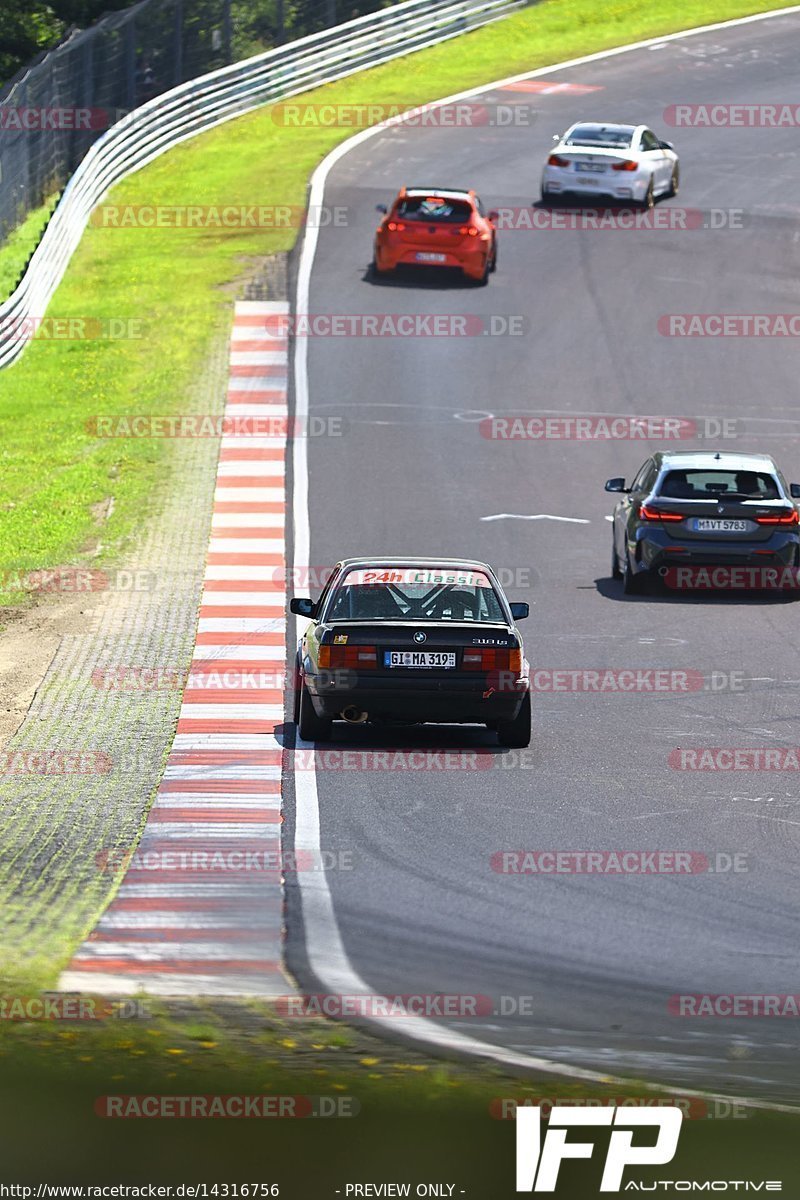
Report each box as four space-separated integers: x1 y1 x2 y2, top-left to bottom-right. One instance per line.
515 1106 682 1192
515 1107 782 1192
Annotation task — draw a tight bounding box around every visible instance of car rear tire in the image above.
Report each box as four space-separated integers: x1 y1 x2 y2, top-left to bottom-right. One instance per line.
489 241 498 273
298 680 332 742
293 660 302 726
638 178 655 210
470 256 491 286
611 535 623 580
666 165 679 197
623 551 644 595
497 692 531 748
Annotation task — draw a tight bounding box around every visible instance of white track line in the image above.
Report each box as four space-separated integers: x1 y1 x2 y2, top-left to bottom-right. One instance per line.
290 5 800 1112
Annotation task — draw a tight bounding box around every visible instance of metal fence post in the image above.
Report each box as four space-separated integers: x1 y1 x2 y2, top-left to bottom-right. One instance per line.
223 0 232 63
174 0 184 86
126 16 137 109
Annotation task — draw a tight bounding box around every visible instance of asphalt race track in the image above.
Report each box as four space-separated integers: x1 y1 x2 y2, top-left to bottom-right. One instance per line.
287 13 800 1104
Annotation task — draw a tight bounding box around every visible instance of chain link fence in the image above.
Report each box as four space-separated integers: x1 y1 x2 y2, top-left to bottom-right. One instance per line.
0 0 393 243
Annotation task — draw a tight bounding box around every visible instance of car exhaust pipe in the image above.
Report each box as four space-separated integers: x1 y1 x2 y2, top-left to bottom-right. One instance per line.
341 706 369 724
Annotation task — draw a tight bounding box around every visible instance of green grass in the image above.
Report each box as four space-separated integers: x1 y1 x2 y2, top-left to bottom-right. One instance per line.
0 1001 798 1182
0 0 796 585
0 195 57 301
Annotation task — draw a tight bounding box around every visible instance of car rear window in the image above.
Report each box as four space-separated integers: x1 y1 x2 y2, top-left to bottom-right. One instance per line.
396 196 473 223
564 125 633 148
327 567 505 623
657 470 781 500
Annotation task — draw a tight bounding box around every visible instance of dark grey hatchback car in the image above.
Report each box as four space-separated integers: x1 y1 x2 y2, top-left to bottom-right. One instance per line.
606 451 800 594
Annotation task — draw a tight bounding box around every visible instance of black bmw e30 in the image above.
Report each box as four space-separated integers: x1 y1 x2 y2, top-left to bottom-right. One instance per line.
290 558 531 746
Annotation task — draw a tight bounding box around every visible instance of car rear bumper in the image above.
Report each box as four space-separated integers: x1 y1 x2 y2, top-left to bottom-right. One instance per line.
541 166 649 201
632 529 800 585
375 240 489 276
307 672 528 723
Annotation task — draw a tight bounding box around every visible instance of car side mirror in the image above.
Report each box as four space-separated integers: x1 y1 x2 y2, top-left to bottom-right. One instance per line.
510 602 529 620
605 477 627 493
376 203 388 214
488 210 499 222
791 483 800 499
290 597 316 617
659 139 674 151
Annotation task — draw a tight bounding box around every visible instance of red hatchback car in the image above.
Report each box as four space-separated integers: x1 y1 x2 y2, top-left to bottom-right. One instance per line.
372 187 498 285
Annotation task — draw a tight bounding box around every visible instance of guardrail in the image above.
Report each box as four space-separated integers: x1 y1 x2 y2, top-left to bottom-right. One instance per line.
0 0 522 369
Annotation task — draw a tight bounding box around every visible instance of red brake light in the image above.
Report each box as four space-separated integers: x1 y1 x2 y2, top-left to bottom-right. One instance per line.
611 160 638 172
457 225 479 236
640 504 684 522
462 648 513 671
755 509 799 525
325 644 377 668
386 221 405 232
548 154 570 168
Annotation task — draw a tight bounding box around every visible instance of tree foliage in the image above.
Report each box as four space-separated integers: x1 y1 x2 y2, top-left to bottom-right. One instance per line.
1 0 131 86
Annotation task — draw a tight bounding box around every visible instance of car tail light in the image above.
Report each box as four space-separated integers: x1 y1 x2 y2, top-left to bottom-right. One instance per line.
458 225 480 237
386 221 405 232
640 504 684 522
548 154 570 168
462 647 520 672
319 644 377 669
755 509 799 525
611 160 638 172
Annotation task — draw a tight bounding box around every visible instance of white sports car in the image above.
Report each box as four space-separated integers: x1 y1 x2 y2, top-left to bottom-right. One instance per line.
540 122 679 208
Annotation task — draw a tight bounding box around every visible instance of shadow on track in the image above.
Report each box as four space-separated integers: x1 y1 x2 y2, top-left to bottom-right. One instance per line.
595 574 799 605
361 262 482 289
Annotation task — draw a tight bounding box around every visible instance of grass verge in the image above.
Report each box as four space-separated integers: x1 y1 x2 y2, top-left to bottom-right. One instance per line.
0 0 797 588
0 196 57 303
1 999 798 1182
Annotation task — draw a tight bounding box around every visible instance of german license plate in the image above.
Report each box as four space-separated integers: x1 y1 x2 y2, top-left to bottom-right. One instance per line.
692 519 750 532
575 163 606 173
415 252 446 262
384 650 456 668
